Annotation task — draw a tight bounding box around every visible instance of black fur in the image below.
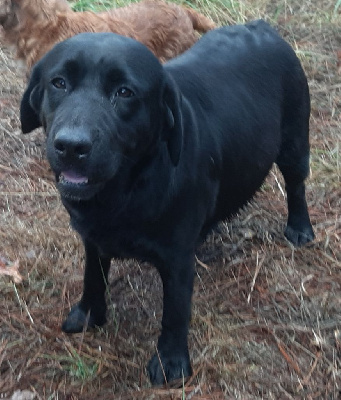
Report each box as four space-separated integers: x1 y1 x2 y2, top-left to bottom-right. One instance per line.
20 21 314 385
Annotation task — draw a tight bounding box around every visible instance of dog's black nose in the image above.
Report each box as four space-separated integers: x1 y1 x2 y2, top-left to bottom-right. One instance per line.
54 129 92 159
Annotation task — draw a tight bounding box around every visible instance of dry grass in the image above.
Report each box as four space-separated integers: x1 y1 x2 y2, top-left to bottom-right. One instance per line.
0 0 340 399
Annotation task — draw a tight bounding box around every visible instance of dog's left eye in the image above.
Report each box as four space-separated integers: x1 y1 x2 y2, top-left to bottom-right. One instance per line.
116 87 134 98
51 77 66 90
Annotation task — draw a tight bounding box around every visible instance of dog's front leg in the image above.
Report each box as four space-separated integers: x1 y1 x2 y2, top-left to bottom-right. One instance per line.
147 253 194 385
62 239 111 333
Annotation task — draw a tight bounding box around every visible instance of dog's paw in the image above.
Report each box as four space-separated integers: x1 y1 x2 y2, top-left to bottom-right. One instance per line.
284 224 315 247
147 352 192 385
62 303 107 333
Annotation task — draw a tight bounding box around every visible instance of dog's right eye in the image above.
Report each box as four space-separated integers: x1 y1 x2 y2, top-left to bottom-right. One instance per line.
51 77 66 90
116 87 134 98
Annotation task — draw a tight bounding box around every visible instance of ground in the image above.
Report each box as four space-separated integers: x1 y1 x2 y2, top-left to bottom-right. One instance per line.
0 1 340 399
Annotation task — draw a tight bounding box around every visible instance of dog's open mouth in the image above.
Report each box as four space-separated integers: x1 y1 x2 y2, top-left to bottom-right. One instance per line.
56 170 104 201
59 171 89 185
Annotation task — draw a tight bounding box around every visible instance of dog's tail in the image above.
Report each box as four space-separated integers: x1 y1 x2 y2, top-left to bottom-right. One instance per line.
184 7 216 33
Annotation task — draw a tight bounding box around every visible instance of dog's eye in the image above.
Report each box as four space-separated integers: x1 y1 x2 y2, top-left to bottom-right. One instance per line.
116 87 134 98
51 77 66 90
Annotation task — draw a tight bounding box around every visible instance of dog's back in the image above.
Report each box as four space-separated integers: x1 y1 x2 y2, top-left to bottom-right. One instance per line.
165 20 310 226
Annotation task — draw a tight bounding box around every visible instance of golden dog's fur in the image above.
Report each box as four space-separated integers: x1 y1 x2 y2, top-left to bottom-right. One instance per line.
0 0 215 71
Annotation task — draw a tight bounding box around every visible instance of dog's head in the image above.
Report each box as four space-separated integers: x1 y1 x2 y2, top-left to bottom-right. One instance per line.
0 0 17 29
0 0 70 29
20 32 183 201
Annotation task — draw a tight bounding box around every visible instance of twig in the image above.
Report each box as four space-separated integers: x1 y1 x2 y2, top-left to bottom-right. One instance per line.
274 335 302 376
247 252 265 303
195 255 210 270
271 171 285 197
155 344 168 385
0 191 58 196
302 351 321 386
277 383 295 399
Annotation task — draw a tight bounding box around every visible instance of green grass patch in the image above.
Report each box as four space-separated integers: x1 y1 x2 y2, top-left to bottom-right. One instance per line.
70 0 120 12
41 349 99 382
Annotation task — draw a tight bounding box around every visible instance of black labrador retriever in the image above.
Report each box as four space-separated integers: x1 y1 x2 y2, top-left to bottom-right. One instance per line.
20 20 315 385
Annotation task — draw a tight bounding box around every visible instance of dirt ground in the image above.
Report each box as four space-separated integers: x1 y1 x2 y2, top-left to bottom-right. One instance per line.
0 2 340 399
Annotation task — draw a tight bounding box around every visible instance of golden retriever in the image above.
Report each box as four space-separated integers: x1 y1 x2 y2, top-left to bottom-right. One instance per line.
0 0 215 70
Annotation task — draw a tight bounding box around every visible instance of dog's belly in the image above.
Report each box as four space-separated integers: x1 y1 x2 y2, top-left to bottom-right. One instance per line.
92 228 159 261
217 160 275 219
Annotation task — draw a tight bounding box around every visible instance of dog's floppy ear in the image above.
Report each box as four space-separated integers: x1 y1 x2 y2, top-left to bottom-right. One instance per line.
163 74 183 166
20 64 44 133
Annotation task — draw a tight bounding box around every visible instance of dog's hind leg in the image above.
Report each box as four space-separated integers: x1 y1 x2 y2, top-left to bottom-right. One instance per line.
62 240 111 333
276 86 315 247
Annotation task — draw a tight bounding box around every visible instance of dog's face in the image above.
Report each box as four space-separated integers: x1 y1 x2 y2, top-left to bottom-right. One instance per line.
21 33 183 201
0 0 69 28
0 0 16 28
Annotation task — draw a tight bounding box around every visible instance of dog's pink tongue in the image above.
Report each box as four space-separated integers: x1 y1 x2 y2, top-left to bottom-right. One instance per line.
61 171 88 184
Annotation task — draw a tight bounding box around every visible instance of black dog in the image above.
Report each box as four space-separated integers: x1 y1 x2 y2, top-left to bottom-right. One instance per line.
20 21 314 385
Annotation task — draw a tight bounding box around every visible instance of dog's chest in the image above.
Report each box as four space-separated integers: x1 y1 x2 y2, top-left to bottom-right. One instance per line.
67 198 169 261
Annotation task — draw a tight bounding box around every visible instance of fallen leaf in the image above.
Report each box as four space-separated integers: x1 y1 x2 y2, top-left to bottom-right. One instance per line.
7 390 36 400
0 259 23 283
